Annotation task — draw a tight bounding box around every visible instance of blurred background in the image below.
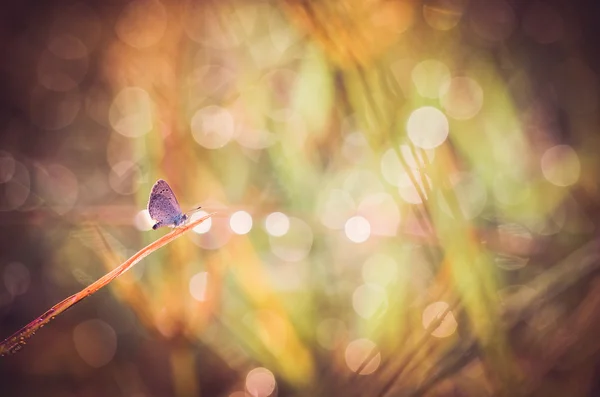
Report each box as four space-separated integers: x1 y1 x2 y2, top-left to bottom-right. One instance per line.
1 0 600 396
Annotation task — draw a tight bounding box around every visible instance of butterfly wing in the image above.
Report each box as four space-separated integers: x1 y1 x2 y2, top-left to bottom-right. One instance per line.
147 180 183 227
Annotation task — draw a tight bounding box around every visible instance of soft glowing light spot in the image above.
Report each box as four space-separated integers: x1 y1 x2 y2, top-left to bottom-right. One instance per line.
439 77 484 120
540 145 580 187
358 193 400 236
422 301 457 338
265 212 290 236
0 161 30 211
411 60 451 99
422 0 465 31
50 3 102 52
183 3 241 48
134 210 154 231
108 161 142 195
316 318 347 350
352 284 388 319
190 205 232 250
523 2 563 44
440 173 487 219
115 0 167 49
0 151 16 183
406 107 449 149
344 216 371 243
345 338 381 375
245 367 276 397
73 319 117 367
470 0 515 42
230 210 253 235
37 164 79 215
362 254 398 286
3 262 30 296
380 146 434 188
38 37 88 92
48 34 88 59
191 106 235 149
398 170 430 204
319 189 356 230
109 87 154 137
30 87 80 130
380 149 403 187
189 272 209 302
191 210 212 234
269 217 313 262
188 65 236 104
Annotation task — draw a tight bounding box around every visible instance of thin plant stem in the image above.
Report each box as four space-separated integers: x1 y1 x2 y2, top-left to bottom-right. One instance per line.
0 213 215 356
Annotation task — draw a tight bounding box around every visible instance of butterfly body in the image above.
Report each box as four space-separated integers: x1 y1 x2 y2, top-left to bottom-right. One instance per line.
148 179 193 230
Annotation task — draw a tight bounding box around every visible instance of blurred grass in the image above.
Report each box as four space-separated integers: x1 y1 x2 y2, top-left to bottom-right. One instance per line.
0 0 599 396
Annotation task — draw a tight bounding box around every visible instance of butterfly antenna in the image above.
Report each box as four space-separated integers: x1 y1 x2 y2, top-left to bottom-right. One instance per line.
185 206 203 216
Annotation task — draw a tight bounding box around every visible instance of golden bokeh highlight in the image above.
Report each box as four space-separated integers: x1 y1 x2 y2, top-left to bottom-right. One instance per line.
540 145 581 187
422 301 458 338
439 77 484 120
246 367 277 397
345 338 381 375
407 107 449 149
412 60 451 99
109 87 154 138
72 319 117 368
115 0 167 49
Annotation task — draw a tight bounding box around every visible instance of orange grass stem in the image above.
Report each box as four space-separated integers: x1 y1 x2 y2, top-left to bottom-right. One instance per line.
0 213 215 356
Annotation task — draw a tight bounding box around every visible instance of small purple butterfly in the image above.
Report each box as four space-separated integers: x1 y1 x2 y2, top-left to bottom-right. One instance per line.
147 179 200 230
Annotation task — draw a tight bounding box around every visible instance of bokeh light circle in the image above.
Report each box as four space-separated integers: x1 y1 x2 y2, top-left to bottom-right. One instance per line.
0 151 16 183
439 77 484 120
265 212 290 236
189 272 209 302
38 164 79 215
470 0 516 42
344 216 371 243
109 87 154 137
191 210 212 234
73 319 117 367
345 338 381 375
411 60 451 99
362 254 398 286
540 145 580 187
230 210 253 235
422 301 458 338
352 283 388 318
134 210 154 231
30 87 81 130
3 262 30 296
191 106 235 149
115 0 167 49
246 367 276 397
0 161 30 211
269 217 313 262
406 107 449 149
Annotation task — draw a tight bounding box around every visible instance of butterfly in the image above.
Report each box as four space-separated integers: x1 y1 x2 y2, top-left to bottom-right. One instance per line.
147 179 200 230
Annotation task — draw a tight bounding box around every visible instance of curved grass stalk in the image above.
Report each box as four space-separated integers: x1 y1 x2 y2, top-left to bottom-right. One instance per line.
0 213 215 356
